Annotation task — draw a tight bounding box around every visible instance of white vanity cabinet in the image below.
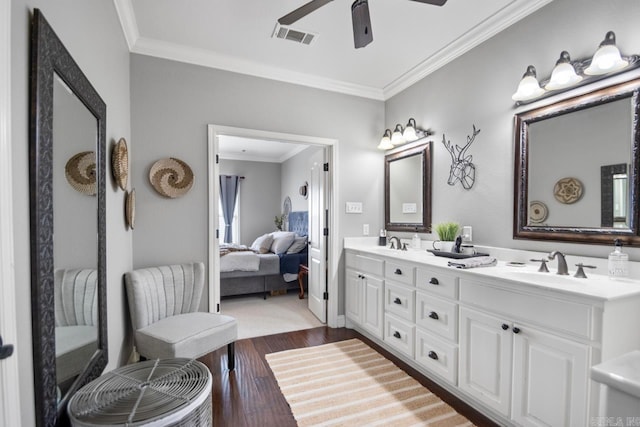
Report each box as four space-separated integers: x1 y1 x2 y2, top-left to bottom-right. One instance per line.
459 279 590 426
345 252 384 339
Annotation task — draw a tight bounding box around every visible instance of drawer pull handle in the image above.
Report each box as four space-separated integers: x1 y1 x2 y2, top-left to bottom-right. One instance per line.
428 351 438 360
393 297 402 305
501 324 509 331
513 327 521 334
394 268 402 275
428 311 439 320
429 277 439 285
393 331 401 339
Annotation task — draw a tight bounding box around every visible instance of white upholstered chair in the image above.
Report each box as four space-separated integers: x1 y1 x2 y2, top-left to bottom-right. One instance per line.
124 262 237 369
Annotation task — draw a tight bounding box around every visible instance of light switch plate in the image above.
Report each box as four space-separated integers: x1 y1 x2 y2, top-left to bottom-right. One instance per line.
363 224 369 235
346 202 363 213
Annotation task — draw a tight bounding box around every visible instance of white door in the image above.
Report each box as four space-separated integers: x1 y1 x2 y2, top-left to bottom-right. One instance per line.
362 275 384 339
512 325 589 427
459 306 513 416
345 269 362 324
308 150 327 322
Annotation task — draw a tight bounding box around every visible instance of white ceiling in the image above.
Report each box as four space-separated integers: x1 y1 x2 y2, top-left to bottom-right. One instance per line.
114 0 552 100
218 135 309 163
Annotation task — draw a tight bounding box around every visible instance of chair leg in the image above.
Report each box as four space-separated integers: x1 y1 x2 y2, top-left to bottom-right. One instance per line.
227 342 235 370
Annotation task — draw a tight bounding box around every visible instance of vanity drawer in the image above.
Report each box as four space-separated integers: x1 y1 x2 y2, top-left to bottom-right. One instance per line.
345 252 384 277
416 329 458 385
460 279 593 339
384 313 415 358
416 267 458 300
416 292 458 342
384 282 415 322
385 261 415 286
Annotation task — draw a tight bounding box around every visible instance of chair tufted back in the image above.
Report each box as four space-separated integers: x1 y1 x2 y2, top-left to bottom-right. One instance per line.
54 268 98 327
124 263 205 331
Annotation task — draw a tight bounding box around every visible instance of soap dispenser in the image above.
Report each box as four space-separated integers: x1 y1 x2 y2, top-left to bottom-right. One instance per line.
608 239 629 279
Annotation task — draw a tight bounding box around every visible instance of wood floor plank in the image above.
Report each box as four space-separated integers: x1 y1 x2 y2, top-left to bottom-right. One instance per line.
200 327 499 427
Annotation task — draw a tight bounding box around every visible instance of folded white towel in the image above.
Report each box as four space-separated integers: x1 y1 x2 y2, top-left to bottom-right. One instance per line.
448 256 497 269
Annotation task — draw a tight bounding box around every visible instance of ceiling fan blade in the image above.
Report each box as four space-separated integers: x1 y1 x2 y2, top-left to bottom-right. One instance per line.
410 0 447 5
278 0 334 26
352 0 373 49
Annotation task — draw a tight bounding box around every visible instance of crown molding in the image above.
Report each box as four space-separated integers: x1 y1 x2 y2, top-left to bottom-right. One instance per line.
383 0 554 99
115 0 552 101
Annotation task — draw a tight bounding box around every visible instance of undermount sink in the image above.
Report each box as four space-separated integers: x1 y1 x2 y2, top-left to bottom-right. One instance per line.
502 268 592 286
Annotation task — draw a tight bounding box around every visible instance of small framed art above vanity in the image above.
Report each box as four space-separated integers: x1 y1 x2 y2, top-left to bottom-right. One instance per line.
514 77 640 246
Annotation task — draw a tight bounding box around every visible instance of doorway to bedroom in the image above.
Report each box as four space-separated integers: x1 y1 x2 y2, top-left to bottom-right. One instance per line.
207 125 338 338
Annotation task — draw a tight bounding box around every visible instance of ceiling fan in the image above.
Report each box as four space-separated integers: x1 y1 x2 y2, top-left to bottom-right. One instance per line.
278 0 447 49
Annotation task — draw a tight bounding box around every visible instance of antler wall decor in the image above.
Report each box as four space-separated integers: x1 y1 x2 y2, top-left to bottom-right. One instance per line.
442 125 481 190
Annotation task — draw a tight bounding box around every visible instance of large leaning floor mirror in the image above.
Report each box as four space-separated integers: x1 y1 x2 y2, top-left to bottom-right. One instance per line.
514 77 640 245
30 9 107 426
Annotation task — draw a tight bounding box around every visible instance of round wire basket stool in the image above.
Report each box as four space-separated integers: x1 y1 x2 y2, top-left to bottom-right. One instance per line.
68 358 212 427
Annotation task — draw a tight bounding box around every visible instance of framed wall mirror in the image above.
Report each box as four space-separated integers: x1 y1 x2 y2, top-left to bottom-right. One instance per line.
385 140 432 232
30 9 107 426
514 77 640 245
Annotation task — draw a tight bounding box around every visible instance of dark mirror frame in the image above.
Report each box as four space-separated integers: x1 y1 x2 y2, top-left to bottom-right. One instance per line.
30 9 107 426
385 140 432 233
513 77 640 246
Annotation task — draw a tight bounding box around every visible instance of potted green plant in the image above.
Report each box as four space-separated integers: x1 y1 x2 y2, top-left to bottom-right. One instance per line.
433 222 460 252
274 214 285 231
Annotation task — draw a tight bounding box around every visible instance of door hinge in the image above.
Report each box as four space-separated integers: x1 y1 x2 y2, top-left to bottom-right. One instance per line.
323 162 329 172
216 154 219 164
216 303 220 313
216 229 219 239
323 292 329 300
323 227 329 236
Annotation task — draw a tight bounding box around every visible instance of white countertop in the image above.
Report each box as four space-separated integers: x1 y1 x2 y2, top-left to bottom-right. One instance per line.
591 350 640 398
344 239 640 302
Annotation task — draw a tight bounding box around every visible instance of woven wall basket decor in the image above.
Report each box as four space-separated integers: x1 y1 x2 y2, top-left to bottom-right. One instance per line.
125 188 135 230
65 151 96 195
149 157 194 198
112 137 128 191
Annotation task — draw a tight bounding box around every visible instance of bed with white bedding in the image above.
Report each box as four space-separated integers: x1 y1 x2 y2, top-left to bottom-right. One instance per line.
220 211 308 298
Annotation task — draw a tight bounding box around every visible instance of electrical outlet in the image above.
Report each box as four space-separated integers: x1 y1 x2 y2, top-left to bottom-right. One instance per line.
363 224 370 235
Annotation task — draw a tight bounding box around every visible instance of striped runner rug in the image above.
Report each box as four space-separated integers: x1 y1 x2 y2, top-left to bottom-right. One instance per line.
265 338 475 427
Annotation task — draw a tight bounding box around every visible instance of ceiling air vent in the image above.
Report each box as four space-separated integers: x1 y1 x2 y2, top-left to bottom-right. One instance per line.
272 23 318 45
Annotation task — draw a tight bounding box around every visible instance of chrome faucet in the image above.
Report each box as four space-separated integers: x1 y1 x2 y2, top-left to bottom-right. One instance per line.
548 251 569 275
389 236 401 250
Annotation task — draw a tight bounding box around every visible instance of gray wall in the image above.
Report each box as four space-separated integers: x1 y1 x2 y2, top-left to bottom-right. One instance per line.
219 159 282 245
11 2 131 423
130 54 386 305
281 146 324 213
385 0 640 260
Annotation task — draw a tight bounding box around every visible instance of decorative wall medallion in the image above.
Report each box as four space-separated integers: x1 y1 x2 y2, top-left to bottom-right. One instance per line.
554 177 583 204
112 137 128 191
149 157 194 198
125 188 135 230
529 201 548 224
442 124 480 190
65 151 96 195
283 196 292 216
299 181 309 199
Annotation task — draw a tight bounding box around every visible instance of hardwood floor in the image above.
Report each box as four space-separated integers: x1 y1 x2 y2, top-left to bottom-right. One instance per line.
198 327 500 427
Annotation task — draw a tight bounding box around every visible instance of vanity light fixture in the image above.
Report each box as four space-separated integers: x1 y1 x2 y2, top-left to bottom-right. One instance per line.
378 119 434 150
377 129 394 150
585 31 629 75
512 65 545 102
513 31 638 105
545 51 582 90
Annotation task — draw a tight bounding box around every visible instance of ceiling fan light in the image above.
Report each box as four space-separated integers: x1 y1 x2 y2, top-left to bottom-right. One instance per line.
391 124 405 145
403 118 418 141
378 129 393 150
545 51 582 90
585 31 629 75
512 65 545 101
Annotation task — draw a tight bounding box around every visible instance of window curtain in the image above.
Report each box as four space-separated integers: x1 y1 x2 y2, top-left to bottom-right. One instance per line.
219 175 240 243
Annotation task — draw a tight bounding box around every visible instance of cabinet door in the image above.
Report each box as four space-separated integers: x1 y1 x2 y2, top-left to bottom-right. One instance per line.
512 325 589 427
345 269 362 325
362 275 384 339
459 307 513 416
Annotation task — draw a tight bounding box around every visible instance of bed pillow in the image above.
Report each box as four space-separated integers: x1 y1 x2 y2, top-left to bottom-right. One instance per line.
270 231 296 254
250 233 274 254
286 235 308 254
